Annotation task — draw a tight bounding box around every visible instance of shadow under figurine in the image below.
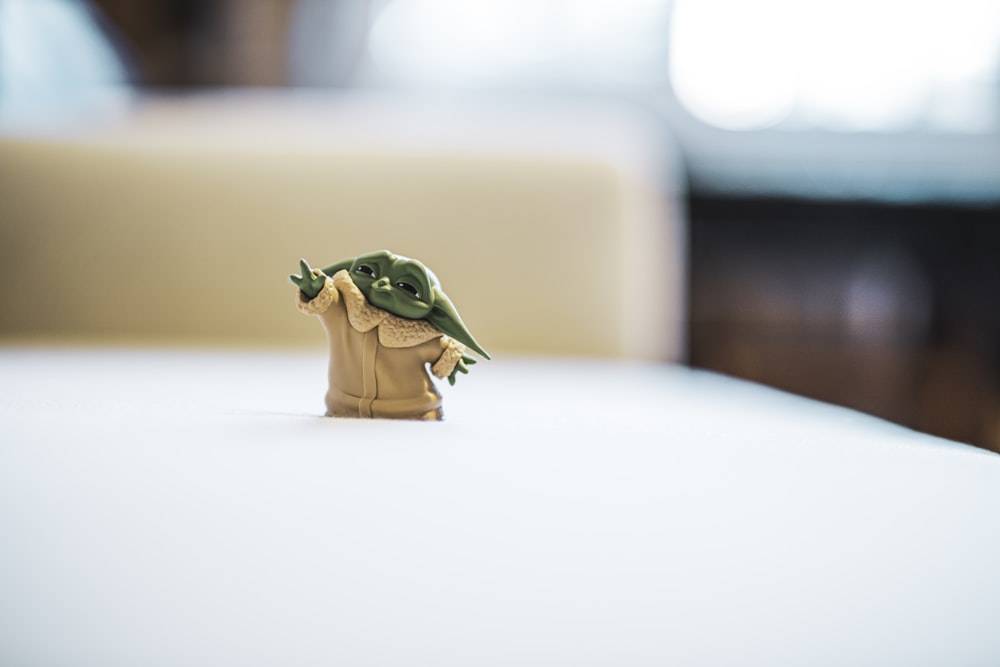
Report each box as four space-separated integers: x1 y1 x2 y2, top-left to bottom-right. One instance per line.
291 250 490 420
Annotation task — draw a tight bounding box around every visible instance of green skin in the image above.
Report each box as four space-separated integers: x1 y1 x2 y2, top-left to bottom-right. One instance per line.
290 250 489 385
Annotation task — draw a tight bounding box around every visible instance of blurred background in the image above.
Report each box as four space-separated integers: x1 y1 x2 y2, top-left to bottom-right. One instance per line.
1 0 999 450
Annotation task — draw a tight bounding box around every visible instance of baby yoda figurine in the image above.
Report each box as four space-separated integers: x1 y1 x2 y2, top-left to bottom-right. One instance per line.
290 250 489 420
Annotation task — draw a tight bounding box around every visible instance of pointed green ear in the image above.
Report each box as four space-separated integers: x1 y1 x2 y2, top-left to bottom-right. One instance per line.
426 287 490 360
320 257 355 277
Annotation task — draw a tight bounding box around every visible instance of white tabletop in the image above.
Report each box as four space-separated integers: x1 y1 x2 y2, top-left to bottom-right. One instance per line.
1 347 998 666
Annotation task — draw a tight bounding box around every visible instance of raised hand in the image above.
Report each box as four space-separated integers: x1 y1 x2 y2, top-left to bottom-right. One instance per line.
289 258 327 301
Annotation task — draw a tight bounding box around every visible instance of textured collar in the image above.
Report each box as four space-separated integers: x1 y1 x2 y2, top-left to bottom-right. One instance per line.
332 270 443 348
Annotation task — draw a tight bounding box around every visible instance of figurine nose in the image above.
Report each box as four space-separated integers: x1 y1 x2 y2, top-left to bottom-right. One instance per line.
373 277 391 291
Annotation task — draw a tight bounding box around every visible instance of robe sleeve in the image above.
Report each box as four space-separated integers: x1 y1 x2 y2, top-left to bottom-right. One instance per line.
431 338 467 379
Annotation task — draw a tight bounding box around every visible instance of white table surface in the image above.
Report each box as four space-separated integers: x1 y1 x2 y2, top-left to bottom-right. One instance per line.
1 347 998 666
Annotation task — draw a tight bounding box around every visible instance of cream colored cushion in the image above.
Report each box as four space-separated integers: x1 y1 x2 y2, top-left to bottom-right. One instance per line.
0 92 685 359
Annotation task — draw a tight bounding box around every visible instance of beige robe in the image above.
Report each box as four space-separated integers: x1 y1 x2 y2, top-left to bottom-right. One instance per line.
297 270 465 420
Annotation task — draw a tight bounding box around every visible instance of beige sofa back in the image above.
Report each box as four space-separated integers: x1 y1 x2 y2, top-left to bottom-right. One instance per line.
0 93 685 359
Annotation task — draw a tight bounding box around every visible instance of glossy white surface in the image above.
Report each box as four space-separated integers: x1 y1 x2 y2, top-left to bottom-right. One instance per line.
1 348 998 666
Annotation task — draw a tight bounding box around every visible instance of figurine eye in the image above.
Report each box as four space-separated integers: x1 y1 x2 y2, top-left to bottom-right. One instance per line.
395 281 419 298
355 264 376 278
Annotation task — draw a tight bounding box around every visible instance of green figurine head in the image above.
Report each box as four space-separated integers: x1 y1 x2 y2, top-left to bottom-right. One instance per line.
322 250 490 360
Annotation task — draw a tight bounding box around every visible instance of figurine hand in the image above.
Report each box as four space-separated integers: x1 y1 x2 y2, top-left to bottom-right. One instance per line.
289 259 327 301
447 354 477 386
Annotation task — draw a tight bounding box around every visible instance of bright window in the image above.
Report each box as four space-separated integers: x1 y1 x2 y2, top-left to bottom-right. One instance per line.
668 0 1000 132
